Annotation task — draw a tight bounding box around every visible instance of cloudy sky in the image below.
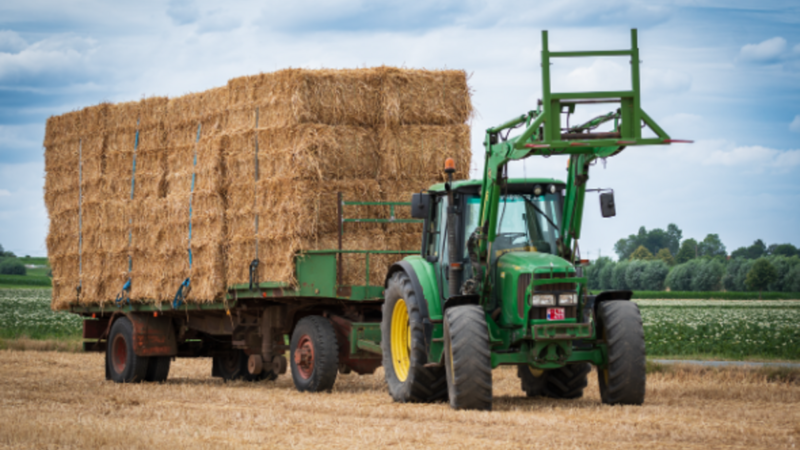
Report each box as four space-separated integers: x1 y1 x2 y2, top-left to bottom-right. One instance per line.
1 0 798 259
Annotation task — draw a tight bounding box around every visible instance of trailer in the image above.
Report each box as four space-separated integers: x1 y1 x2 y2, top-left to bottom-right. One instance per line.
77 196 415 392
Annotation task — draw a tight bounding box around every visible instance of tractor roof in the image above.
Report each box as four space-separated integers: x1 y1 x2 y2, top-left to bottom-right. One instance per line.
427 177 564 193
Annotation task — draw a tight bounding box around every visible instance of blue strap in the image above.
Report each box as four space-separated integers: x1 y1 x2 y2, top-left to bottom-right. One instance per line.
173 278 190 309
114 279 131 306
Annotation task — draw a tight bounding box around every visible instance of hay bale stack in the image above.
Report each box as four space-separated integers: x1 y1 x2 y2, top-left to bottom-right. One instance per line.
44 67 472 309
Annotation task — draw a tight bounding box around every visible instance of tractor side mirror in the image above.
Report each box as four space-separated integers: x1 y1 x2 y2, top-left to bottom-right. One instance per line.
411 193 431 219
600 192 616 218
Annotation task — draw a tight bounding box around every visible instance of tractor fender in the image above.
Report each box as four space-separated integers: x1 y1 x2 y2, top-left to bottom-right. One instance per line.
386 257 442 358
587 290 633 321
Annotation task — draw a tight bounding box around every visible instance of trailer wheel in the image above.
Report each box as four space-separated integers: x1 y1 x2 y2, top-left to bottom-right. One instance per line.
518 365 546 397
444 305 492 411
106 316 150 383
145 357 171 382
597 300 646 405
213 350 277 382
381 271 447 403
290 316 338 392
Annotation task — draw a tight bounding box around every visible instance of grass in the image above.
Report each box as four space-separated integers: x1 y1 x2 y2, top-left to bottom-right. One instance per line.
632 290 800 300
0 351 797 449
0 274 52 287
18 256 49 266
0 288 82 340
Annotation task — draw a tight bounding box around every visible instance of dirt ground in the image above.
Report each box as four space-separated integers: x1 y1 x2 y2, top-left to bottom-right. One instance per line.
1 351 798 449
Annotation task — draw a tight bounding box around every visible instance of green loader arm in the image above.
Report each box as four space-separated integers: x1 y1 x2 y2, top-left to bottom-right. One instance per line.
472 29 690 301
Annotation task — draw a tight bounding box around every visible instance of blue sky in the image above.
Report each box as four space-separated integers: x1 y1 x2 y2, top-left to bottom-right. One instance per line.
0 0 798 259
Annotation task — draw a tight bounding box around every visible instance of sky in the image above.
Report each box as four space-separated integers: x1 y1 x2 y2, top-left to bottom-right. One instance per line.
0 0 798 260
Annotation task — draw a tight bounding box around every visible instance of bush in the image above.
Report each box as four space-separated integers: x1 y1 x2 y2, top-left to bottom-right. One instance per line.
766 255 800 292
789 265 800 292
746 258 778 295
641 260 670 291
0 258 26 276
612 261 631 290
585 256 612 290
625 260 648 290
691 258 724 291
666 259 697 291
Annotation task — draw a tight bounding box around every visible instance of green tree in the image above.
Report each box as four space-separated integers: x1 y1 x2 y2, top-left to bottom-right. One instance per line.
625 260 649 290
629 245 654 261
585 256 612 290
697 233 727 258
655 248 674 266
691 259 724 291
0 258 26 275
731 239 766 259
598 261 616 290
675 238 698 264
769 243 799 257
746 258 778 299
612 261 631 290
613 224 683 260
641 260 670 291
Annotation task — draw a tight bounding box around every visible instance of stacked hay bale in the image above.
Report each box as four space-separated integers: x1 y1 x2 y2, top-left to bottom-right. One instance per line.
44 67 471 309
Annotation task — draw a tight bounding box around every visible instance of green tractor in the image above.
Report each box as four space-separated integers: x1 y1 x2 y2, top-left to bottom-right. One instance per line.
380 29 690 410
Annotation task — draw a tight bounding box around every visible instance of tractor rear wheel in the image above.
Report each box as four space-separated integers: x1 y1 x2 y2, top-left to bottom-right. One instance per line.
381 271 447 403
597 300 646 405
290 316 339 392
106 316 150 383
444 305 492 411
518 364 590 399
213 349 277 382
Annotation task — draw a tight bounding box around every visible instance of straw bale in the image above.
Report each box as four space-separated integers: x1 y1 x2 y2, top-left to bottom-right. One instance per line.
227 106 255 132
166 87 227 126
381 67 473 126
46 209 80 258
252 68 382 127
138 96 168 130
106 101 140 133
255 125 380 180
252 238 300 285
225 238 258 285
99 252 130 303
44 140 80 182
194 135 226 195
79 252 106 305
80 103 110 136
80 200 104 251
228 75 258 108
378 124 471 182
51 274 79 311
225 131 256 181
43 110 81 147
98 200 129 254
187 242 226 301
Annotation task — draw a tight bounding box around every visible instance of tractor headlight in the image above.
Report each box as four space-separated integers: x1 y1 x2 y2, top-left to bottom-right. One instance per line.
559 293 578 305
531 294 555 306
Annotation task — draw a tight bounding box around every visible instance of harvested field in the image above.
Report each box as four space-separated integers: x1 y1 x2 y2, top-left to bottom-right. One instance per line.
1 351 798 449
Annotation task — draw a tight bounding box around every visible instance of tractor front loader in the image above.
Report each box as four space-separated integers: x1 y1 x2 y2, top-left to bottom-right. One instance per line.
380 29 691 410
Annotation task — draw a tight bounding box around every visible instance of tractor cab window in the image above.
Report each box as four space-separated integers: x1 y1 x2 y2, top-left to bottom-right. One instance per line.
464 193 562 257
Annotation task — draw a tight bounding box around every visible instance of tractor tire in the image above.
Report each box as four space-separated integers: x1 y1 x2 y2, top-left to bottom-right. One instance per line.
213 350 277 382
145 356 171 382
542 363 591 399
290 316 339 392
381 271 447 403
106 316 150 383
597 300 646 405
444 305 492 411
517 365 546 397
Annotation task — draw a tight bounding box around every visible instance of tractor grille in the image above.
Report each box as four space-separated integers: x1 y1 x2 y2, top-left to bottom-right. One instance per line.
529 272 577 320
517 274 531 319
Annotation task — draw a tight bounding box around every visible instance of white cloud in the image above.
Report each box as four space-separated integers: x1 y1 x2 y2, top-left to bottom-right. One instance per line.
0 30 27 53
0 34 97 83
0 189 10 197
790 115 800 132
737 36 787 63
167 0 200 25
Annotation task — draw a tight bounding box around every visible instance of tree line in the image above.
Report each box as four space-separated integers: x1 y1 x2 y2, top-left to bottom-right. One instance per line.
0 244 27 275
586 225 800 295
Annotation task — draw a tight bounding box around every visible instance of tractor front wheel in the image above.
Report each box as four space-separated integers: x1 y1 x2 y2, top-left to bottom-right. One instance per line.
444 305 492 411
597 300 646 405
381 271 447 403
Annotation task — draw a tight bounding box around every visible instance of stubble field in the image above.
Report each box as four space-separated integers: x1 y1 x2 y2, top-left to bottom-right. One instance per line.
1 350 798 449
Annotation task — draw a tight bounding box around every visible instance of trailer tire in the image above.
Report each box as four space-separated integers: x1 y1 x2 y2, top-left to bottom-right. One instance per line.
145 356 171 382
382 271 447 403
106 316 150 383
597 300 646 405
213 350 277 382
290 316 338 392
444 305 492 411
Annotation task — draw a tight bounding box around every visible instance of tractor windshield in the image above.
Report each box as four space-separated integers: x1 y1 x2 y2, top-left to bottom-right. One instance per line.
464 193 562 256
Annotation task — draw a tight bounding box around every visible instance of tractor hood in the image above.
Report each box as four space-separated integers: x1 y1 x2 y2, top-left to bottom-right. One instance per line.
496 251 575 277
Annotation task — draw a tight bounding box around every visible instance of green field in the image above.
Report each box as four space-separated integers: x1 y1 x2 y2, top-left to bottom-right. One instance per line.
0 274 52 287
632 291 800 300
636 300 800 360
0 289 81 340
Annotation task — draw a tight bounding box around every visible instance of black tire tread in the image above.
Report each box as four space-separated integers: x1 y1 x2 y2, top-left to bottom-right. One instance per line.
290 315 339 392
381 271 447 403
597 300 647 405
444 305 492 411
145 356 171 382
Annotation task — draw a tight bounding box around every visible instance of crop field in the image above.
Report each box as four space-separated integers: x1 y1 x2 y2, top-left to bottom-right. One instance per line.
636 300 800 360
0 289 81 340
0 351 798 449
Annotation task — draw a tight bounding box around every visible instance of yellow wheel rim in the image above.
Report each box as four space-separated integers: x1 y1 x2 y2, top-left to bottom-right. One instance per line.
391 299 411 382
